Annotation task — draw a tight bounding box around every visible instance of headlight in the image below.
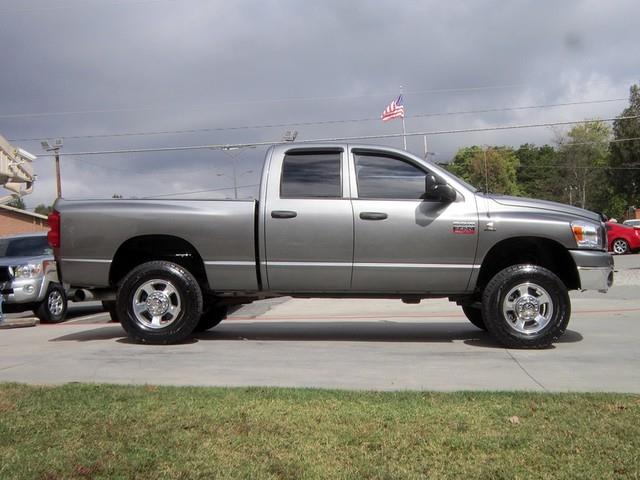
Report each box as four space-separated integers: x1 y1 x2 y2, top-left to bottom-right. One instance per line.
12 263 43 279
571 221 602 249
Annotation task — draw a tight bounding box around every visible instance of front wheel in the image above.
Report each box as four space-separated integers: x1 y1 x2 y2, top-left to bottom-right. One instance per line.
116 261 203 344
35 284 68 323
612 238 630 255
481 264 570 349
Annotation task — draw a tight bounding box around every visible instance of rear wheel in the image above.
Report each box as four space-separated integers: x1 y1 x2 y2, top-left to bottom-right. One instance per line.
35 284 68 324
461 305 486 330
481 264 570 349
116 261 203 344
612 238 630 255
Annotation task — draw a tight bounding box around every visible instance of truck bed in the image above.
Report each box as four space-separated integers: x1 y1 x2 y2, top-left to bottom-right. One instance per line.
56 198 259 291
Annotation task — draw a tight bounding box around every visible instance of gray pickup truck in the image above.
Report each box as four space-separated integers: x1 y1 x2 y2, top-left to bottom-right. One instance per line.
50 144 613 347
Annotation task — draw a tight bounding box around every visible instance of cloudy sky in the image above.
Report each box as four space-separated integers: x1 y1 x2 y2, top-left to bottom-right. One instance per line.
0 0 638 207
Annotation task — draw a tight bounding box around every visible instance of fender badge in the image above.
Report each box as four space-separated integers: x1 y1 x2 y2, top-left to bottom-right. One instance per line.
485 221 497 232
452 221 476 235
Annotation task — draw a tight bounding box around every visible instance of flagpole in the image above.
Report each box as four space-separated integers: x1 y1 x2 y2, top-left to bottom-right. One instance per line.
401 116 407 150
400 85 407 150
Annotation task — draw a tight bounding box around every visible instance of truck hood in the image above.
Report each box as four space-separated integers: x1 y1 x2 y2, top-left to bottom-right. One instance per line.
486 195 603 223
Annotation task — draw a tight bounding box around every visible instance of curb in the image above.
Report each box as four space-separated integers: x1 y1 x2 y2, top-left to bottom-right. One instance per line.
0 317 40 329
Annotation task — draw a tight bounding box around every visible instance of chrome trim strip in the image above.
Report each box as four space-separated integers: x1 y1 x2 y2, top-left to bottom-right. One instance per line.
205 261 256 266
268 261 351 267
61 258 112 264
262 261 479 269
356 263 480 269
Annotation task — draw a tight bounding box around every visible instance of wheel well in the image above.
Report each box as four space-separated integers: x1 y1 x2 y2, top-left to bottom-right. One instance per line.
476 237 579 292
109 235 208 288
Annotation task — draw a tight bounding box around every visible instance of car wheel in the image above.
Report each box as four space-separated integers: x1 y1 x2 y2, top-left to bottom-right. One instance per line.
101 301 119 322
35 284 68 323
481 264 570 349
195 304 228 332
612 238 630 255
116 261 203 344
461 305 486 330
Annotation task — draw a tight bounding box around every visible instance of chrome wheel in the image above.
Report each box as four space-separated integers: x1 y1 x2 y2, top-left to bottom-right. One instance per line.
132 279 182 329
48 290 65 316
612 239 629 255
502 282 554 335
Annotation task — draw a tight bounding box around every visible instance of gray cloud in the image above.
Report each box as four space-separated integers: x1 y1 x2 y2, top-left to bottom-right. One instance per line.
0 0 638 206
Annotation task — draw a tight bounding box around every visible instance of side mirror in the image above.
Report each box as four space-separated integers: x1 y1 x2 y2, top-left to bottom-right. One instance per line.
434 184 457 203
425 174 456 203
425 174 437 196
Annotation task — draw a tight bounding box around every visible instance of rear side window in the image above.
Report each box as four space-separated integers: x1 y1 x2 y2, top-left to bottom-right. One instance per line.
355 153 427 199
280 152 342 198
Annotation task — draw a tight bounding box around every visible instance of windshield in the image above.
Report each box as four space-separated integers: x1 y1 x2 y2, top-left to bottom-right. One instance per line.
0 236 52 258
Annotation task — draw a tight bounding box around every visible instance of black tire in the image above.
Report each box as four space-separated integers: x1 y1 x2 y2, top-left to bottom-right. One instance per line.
195 304 228 332
116 261 203 344
481 264 570 349
102 301 119 322
611 238 630 255
461 305 486 330
35 284 68 324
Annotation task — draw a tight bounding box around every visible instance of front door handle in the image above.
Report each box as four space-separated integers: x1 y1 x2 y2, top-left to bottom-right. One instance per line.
271 210 298 219
359 212 388 221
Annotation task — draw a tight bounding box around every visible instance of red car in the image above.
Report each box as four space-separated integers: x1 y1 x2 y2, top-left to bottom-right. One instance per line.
606 222 640 254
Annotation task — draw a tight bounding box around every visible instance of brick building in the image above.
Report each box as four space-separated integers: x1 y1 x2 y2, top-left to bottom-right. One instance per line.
0 204 48 236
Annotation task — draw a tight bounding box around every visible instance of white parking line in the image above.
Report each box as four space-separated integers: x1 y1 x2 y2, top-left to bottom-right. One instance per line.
64 313 110 324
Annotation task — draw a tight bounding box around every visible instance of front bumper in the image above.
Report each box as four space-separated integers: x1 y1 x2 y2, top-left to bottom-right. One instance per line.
570 250 614 293
1 275 48 304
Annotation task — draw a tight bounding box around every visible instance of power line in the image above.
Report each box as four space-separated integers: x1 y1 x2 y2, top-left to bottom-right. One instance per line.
35 115 640 158
142 184 260 199
8 98 628 142
0 83 530 120
0 0 180 14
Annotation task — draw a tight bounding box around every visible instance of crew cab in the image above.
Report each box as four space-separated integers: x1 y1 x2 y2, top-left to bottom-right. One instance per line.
49 144 613 347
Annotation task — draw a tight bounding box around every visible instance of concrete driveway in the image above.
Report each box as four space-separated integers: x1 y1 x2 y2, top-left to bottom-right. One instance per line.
1 255 638 392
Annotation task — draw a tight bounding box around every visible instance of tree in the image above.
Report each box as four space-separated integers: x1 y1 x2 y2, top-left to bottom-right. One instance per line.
6 196 25 209
448 146 521 195
34 204 53 216
515 144 561 201
556 120 611 211
609 83 640 211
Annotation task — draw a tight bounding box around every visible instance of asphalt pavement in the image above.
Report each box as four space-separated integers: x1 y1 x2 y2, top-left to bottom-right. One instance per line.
0 255 638 391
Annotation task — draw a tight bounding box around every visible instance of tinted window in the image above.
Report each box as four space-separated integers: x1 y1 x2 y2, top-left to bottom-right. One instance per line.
355 154 427 199
280 152 341 198
0 236 51 258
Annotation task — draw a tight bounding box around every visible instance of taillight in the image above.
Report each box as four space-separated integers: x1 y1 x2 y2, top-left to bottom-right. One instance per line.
48 210 60 248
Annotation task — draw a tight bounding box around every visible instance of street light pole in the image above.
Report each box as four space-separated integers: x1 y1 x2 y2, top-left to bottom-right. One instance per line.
54 149 62 198
41 139 64 199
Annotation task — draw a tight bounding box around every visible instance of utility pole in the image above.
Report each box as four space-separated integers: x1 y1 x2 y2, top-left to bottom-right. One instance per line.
483 146 489 194
41 139 64 198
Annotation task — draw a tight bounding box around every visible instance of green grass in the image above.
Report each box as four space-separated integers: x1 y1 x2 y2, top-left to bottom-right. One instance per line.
0 384 639 479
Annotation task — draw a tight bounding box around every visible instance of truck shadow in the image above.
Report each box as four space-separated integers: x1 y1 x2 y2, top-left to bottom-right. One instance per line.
49 321 583 348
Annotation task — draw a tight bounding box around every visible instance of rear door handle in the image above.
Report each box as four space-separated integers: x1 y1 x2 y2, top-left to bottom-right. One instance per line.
359 212 388 221
271 210 298 219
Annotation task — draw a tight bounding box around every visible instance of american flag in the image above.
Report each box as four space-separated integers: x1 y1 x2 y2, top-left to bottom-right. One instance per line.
381 94 405 121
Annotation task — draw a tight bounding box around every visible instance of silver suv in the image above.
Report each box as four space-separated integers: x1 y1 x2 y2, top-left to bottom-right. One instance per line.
0 233 67 323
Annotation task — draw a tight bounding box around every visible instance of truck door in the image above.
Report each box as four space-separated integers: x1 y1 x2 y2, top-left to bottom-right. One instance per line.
349 148 478 293
263 148 354 292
